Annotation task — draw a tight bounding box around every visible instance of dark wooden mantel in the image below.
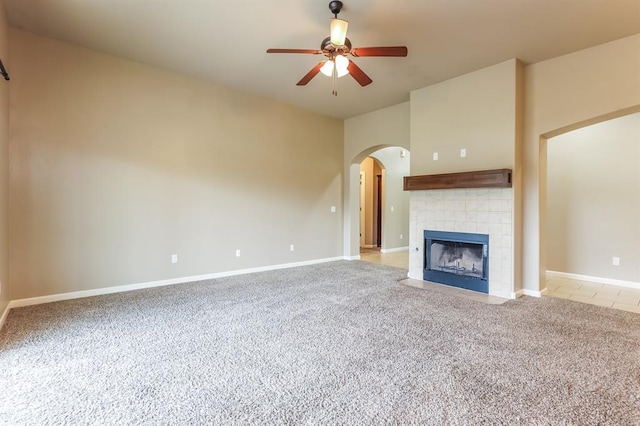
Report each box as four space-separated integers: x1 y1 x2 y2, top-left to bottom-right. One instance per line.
403 169 512 191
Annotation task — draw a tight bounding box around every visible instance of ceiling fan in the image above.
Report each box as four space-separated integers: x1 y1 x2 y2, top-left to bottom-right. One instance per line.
266 1 408 95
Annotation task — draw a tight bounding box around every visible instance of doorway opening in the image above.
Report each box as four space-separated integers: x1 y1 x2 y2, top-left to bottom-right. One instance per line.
359 156 383 250
543 111 640 312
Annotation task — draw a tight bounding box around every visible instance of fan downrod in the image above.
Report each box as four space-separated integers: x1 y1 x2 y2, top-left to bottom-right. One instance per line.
329 1 343 16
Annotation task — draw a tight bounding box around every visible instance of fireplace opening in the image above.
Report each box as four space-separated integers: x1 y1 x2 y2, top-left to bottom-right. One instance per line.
424 230 489 293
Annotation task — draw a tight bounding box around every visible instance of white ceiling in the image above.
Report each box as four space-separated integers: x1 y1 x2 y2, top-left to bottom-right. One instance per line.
4 0 640 119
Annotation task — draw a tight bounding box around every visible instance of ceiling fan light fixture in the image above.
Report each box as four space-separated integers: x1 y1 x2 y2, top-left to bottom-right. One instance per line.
320 57 350 78
330 18 348 46
266 1 407 91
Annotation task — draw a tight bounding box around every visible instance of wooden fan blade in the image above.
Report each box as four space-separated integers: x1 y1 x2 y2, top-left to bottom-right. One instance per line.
297 62 325 86
267 48 323 54
350 46 408 57
347 60 373 87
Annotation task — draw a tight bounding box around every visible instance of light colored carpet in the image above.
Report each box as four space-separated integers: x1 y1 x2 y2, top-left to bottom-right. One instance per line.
1 261 639 424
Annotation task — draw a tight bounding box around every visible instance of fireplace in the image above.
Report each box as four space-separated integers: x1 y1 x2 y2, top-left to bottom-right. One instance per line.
424 230 489 293
409 187 513 298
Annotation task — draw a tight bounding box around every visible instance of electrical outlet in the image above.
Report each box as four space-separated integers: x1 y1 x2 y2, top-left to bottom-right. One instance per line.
460 148 467 157
236 249 241 257
330 206 336 213
171 254 178 264
400 234 403 240
290 244 295 252
433 152 439 161
612 257 620 266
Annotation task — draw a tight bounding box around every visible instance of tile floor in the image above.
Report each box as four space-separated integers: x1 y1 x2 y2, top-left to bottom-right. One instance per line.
359 247 640 314
544 276 640 314
359 248 410 269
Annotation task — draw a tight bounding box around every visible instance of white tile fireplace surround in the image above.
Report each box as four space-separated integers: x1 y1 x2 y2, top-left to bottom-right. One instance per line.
409 188 514 298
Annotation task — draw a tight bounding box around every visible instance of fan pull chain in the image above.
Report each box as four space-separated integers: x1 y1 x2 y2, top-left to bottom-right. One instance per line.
332 60 338 96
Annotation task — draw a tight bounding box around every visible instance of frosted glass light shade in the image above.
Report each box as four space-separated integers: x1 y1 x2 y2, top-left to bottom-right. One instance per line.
336 67 349 78
335 55 349 77
320 56 350 78
320 60 334 77
335 55 348 70
330 18 348 46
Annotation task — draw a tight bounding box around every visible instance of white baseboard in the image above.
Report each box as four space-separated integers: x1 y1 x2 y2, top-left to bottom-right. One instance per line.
380 246 409 254
345 255 361 260
5 256 345 312
0 302 10 331
488 291 515 300
547 270 640 290
516 288 547 298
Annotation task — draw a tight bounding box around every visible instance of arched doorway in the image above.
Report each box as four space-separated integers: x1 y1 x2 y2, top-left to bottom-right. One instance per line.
344 146 410 266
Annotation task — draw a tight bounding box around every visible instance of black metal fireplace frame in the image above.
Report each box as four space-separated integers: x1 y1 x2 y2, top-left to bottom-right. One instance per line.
424 230 489 293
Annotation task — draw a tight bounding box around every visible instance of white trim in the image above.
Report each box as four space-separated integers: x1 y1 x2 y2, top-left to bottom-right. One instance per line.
511 290 524 299
380 246 409 254
518 288 547 298
547 270 640 290
490 290 517 300
0 303 10 331
5 256 345 310
359 171 366 248
345 255 361 260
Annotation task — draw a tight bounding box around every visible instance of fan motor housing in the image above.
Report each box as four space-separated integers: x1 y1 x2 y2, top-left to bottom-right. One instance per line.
321 36 352 57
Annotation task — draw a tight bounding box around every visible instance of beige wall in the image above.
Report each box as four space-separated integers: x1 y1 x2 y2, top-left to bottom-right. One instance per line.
9 29 344 300
410 59 518 175
0 5 8 312
344 102 410 257
523 34 640 292
345 102 410 164
546 113 640 283
5 25 639 303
